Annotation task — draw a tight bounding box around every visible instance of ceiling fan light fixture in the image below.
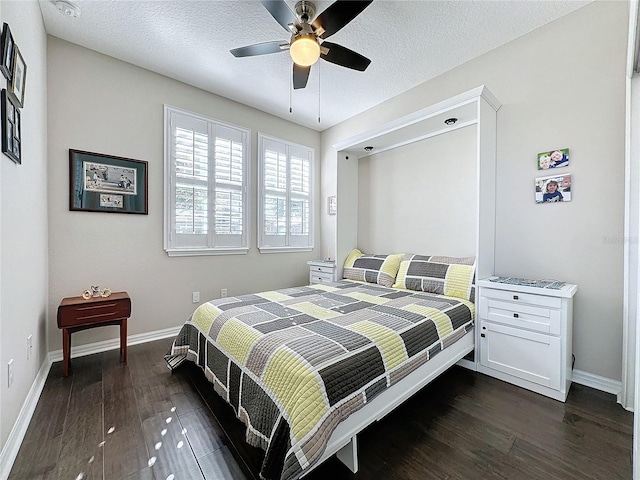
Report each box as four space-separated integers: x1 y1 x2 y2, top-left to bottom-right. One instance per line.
290 35 320 67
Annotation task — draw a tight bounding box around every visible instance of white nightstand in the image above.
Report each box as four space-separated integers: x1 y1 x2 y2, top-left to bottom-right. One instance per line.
476 277 577 402
307 260 336 285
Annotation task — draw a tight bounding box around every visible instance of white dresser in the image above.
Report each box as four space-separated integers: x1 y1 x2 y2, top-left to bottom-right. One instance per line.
476 277 578 402
307 260 336 285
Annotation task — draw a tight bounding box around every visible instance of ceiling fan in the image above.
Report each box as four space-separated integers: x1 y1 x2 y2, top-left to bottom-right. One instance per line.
230 0 373 89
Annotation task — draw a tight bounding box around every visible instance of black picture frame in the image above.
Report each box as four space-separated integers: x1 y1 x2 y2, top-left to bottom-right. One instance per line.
69 149 149 214
2 89 20 164
9 45 25 108
0 23 14 80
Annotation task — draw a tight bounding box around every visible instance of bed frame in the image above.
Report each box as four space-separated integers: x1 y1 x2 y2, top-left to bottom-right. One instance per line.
313 85 499 475
302 329 474 475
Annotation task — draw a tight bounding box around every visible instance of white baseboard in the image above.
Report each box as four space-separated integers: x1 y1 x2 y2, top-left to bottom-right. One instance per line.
0 355 52 480
48 325 181 363
572 369 622 396
0 325 182 479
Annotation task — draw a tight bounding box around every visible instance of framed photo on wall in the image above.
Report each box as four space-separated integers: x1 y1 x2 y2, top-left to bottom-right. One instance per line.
537 148 569 170
535 173 571 204
327 195 337 215
69 149 148 214
1 89 20 164
9 44 25 107
0 23 14 80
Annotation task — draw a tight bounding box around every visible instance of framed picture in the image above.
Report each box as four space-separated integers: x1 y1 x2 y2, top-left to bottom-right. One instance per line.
1 89 20 164
9 45 25 108
537 147 569 170
535 173 571 204
0 23 14 80
69 149 148 214
328 195 337 215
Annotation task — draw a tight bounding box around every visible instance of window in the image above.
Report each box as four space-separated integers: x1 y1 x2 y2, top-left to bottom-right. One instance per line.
258 133 314 252
164 106 249 256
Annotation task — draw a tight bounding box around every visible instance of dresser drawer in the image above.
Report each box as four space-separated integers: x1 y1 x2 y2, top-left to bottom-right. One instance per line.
480 287 562 309
57 297 131 328
480 297 560 335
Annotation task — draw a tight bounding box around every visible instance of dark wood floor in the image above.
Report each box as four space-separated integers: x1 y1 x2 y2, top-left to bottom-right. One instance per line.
9 338 633 480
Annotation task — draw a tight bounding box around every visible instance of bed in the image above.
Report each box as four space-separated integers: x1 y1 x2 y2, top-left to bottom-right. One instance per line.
167 252 476 480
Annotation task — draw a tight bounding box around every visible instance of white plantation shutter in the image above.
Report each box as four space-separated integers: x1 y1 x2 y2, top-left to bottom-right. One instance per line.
259 134 313 251
165 106 249 255
289 147 310 238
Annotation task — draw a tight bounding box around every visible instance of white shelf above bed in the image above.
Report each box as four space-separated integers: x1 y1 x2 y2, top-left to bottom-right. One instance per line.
333 86 500 157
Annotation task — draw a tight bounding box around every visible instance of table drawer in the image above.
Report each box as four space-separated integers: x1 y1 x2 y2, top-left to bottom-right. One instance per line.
480 287 562 309
58 298 131 328
480 297 560 335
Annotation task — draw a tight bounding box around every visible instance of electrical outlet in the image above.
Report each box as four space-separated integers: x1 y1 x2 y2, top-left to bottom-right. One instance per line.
7 359 14 388
220 288 227 298
192 291 200 303
27 335 32 360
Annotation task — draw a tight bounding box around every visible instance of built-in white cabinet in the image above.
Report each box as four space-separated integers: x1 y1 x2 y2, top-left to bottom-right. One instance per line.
307 260 336 285
476 278 578 402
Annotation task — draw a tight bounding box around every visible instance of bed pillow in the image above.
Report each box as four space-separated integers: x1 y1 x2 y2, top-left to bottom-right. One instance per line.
393 254 476 301
343 250 404 288
343 248 363 269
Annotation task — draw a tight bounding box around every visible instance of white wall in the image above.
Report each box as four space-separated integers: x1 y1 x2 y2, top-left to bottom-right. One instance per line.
47 38 321 352
321 1 627 381
357 125 476 256
0 1 48 453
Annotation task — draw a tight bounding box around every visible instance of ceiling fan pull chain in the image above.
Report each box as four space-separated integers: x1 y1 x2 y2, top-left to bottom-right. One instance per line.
318 62 321 124
290 69 293 114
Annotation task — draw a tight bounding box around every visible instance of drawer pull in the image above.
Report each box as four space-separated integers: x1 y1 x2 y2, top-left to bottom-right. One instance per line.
513 295 519 300
480 333 486 338
513 313 519 318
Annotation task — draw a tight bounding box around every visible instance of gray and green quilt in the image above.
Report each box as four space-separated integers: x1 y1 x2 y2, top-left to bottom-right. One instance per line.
169 279 475 480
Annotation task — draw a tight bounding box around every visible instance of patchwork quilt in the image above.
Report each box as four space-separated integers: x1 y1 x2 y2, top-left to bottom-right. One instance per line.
168 280 475 480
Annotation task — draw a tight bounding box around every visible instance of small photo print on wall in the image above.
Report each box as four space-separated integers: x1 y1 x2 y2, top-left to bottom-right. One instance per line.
535 173 571 204
99 194 123 208
537 148 569 170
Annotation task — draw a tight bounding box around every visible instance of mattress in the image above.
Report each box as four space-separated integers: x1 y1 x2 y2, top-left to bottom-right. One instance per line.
168 279 475 480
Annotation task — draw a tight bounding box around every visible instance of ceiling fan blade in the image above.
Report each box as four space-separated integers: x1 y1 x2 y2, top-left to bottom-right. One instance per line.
230 41 288 58
261 0 299 32
321 42 371 71
312 0 373 39
293 64 310 89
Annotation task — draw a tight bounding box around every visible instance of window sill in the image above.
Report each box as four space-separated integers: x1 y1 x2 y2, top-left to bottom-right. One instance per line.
166 247 249 257
258 246 314 254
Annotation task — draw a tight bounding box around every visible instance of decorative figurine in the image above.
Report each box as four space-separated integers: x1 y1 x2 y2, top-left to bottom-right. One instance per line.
82 286 112 300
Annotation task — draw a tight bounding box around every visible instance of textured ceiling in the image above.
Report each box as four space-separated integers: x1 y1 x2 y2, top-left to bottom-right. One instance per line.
38 0 590 131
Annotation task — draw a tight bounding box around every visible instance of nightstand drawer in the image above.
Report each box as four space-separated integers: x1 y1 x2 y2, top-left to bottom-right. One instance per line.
480 287 562 309
480 297 560 335
310 272 334 284
480 320 561 389
57 297 131 328
309 265 335 274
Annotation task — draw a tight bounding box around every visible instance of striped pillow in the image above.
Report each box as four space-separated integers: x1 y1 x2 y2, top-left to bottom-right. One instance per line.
393 254 476 301
343 250 403 288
